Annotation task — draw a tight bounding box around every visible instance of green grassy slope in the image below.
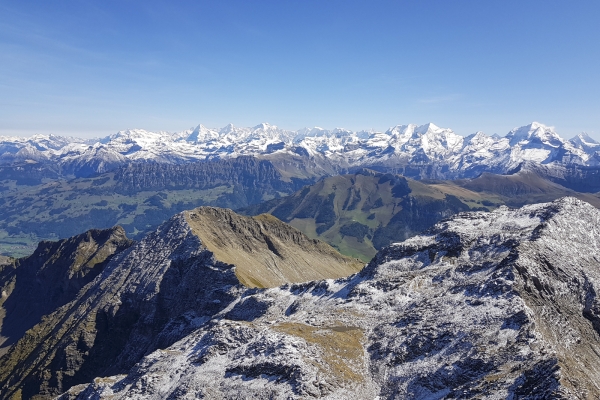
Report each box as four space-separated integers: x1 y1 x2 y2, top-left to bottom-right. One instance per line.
242 170 478 261
242 169 600 262
0 158 315 257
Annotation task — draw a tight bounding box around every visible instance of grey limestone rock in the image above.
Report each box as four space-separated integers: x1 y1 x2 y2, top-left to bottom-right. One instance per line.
60 197 600 399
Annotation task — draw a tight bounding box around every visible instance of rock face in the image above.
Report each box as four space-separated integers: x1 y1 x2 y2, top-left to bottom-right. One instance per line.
59 197 600 399
0 209 360 399
185 207 363 288
0 227 133 354
112 156 312 199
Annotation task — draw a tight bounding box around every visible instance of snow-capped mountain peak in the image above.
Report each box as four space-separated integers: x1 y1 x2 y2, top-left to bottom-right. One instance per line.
575 131 598 144
506 122 561 146
252 122 274 131
570 132 600 151
1 122 598 178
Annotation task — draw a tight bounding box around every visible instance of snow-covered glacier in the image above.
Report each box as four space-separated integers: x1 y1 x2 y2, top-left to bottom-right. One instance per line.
1 122 599 178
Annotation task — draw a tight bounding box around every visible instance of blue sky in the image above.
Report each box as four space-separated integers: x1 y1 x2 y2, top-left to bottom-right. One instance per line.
1 1 599 138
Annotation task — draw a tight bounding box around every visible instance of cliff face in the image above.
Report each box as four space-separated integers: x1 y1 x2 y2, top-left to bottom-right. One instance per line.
0 208 361 399
0 227 133 355
113 156 312 201
60 198 600 399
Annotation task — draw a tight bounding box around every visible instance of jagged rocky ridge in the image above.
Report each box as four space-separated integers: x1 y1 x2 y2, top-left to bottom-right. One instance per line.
42 197 600 399
0 227 133 355
0 208 360 399
1 122 599 179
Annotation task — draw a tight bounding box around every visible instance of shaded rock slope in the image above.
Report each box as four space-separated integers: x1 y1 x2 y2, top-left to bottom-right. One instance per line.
0 208 360 399
0 227 133 355
60 197 600 399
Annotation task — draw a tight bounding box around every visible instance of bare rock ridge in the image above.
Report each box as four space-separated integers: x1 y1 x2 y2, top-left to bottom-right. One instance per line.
0 227 133 354
185 207 363 288
0 214 240 399
61 197 600 399
0 208 361 399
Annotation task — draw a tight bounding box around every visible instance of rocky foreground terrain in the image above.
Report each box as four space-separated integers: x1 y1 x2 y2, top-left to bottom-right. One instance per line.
2 198 600 399
0 208 360 399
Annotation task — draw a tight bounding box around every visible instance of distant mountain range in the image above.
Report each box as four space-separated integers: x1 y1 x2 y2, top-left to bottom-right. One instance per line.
2 122 599 179
3 156 600 259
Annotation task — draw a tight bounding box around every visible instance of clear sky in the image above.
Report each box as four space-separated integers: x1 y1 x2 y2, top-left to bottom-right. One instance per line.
1 1 599 139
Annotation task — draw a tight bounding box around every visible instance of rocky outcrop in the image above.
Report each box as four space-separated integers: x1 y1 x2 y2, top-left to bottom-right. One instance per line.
61 198 600 399
0 227 133 355
0 208 360 399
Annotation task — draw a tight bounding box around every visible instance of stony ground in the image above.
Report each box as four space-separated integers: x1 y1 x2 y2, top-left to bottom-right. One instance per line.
55 197 600 399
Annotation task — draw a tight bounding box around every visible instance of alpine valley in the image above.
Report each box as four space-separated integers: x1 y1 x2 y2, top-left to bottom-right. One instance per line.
1 122 600 399
2 121 600 257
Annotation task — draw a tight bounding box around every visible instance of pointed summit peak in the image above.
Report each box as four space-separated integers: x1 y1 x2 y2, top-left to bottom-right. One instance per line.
415 123 447 135
573 132 598 144
187 124 218 143
570 132 600 152
465 131 489 142
424 122 440 131
192 124 207 133
414 123 456 138
220 123 236 134
529 121 548 130
506 122 560 146
252 122 275 131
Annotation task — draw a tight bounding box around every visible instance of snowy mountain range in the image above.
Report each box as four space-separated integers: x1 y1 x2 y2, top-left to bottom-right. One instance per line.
1 122 599 178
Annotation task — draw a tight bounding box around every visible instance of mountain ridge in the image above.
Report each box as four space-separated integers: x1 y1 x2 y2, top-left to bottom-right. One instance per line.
241 169 600 261
2 122 599 179
52 197 600 399
0 207 361 399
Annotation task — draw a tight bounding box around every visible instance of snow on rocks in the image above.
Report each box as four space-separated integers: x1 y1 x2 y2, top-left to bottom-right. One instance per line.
1 122 597 178
63 197 600 399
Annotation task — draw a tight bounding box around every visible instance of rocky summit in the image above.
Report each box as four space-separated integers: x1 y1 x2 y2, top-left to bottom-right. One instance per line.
38 197 598 399
2 199 600 399
0 208 361 399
